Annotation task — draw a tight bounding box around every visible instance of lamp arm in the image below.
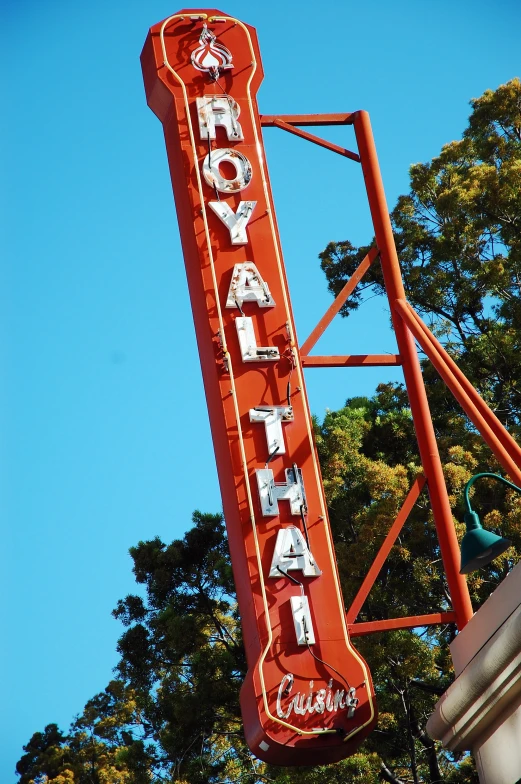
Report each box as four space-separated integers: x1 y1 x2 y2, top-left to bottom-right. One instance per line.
464 472 521 515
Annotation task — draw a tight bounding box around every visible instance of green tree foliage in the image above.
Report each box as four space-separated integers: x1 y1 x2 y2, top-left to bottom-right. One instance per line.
111 510 253 783
15 681 153 784
17 79 521 783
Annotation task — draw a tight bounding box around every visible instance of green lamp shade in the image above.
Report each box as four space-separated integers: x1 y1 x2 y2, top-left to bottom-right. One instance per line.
460 511 512 574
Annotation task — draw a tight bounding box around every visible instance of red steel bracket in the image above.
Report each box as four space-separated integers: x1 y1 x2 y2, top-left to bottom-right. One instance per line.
302 355 401 367
349 612 457 637
260 113 355 126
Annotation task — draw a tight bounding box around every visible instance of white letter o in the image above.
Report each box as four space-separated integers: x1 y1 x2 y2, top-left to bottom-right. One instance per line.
202 148 252 193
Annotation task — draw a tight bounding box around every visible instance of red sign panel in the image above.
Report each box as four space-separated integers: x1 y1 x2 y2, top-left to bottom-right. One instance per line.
141 9 377 765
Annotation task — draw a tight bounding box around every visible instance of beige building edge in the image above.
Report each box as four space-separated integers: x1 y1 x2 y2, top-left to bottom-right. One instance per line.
427 561 521 784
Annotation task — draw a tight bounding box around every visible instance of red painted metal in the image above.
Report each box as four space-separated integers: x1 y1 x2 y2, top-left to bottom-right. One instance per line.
346 475 427 624
300 247 379 356
270 119 360 162
396 301 521 485
261 113 355 127
397 300 521 469
141 9 377 766
302 355 401 368
349 612 457 637
353 110 474 631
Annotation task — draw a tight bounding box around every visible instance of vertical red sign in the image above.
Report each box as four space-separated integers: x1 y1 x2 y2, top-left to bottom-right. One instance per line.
141 9 377 765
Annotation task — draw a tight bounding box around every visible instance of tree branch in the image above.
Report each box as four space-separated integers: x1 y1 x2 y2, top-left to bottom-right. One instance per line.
410 679 446 697
380 760 406 784
411 706 445 783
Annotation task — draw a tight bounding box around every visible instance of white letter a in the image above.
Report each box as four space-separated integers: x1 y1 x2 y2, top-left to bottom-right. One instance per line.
269 526 321 578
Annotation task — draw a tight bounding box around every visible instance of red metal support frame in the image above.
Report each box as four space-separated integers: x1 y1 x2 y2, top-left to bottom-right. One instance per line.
353 110 473 630
261 110 475 632
395 300 521 473
395 301 521 485
346 475 427 625
300 246 379 355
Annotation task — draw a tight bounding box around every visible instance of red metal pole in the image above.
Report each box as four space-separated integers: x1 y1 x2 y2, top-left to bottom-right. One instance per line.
395 300 521 485
354 111 473 630
399 300 521 468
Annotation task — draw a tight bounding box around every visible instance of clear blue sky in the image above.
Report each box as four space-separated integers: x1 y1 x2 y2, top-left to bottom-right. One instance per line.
2 0 519 780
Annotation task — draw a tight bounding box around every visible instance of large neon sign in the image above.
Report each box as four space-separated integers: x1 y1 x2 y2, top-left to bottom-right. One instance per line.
141 9 377 765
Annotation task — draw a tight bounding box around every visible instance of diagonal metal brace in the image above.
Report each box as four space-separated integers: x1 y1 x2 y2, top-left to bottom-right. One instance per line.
300 245 380 356
346 474 427 625
262 116 360 162
266 118 360 162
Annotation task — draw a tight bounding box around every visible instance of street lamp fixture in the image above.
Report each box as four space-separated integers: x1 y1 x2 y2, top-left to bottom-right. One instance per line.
460 472 515 574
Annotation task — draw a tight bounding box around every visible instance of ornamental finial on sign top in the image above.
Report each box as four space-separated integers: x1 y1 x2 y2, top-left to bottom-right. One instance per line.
191 23 233 80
